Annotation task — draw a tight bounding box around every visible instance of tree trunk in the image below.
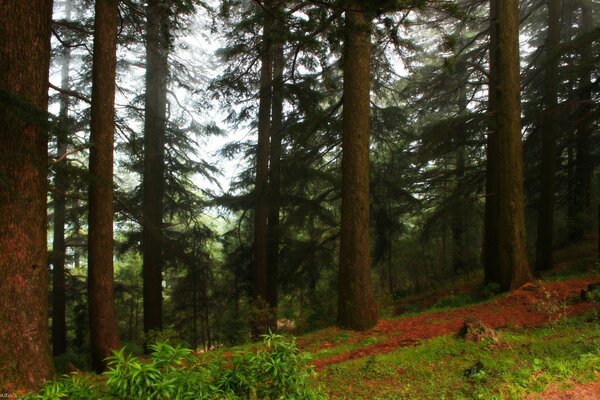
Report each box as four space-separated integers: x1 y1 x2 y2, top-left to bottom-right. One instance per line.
143 0 169 342
452 56 469 274
337 1 378 331
485 0 532 290
452 147 466 273
0 0 54 390
253 1 273 333
52 0 72 357
535 0 561 271
483 0 501 286
267 8 284 324
88 0 121 373
569 0 593 241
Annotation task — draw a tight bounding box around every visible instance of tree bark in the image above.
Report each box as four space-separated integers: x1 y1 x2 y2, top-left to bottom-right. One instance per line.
88 0 121 372
452 58 468 274
143 0 169 342
253 1 273 332
535 0 561 271
267 7 284 324
483 0 501 286
337 1 378 330
0 0 54 390
569 0 593 241
52 0 72 357
485 0 532 290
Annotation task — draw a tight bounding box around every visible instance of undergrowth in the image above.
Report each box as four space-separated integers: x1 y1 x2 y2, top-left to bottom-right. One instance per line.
24 333 325 400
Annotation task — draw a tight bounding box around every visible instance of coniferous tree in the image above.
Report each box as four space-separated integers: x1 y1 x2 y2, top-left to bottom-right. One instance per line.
51 0 73 357
484 0 532 290
88 0 121 372
253 0 274 332
267 4 285 318
142 0 169 342
0 0 54 390
535 0 561 271
569 0 595 240
338 0 378 330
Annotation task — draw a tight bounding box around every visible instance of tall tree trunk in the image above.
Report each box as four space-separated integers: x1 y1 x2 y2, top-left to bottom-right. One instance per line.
88 0 121 373
337 1 378 331
452 59 468 274
483 0 501 285
52 0 72 357
267 9 284 323
0 0 54 390
485 0 532 290
535 0 561 271
569 0 594 241
253 1 273 332
143 0 169 342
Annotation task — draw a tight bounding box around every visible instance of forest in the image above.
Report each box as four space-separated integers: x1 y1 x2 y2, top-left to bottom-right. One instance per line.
0 0 599 398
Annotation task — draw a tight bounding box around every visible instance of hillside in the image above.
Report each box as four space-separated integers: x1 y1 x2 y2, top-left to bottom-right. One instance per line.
300 242 600 399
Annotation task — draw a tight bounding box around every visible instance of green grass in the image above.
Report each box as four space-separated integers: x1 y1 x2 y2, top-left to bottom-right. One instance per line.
317 313 600 400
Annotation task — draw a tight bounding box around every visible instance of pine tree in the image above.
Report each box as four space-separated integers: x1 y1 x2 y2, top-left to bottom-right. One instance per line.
88 0 121 372
484 0 532 290
0 0 54 390
338 0 378 330
142 0 170 343
535 0 561 271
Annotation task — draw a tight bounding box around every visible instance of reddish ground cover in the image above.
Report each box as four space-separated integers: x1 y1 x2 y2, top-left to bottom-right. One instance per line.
312 277 599 370
525 374 600 400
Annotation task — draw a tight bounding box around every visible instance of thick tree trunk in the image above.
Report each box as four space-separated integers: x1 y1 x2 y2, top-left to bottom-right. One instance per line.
0 0 54 390
52 0 72 357
338 1 378 331
253 1 273 332
267 10 284 323
486 0 532 290
88 0 121 372
143 0 169 342
535 0 561 271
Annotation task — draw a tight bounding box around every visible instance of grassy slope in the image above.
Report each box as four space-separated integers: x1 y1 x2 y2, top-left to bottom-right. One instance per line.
306 241 600 399
314 314 599 399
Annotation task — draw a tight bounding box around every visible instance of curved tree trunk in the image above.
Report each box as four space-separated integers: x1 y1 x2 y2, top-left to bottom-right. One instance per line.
338 1 378 331
88 0 121 373
535 0 561 271
0 0 54 390
143 0 169 343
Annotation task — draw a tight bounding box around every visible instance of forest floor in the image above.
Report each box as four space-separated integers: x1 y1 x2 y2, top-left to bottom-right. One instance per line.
301 240 600 399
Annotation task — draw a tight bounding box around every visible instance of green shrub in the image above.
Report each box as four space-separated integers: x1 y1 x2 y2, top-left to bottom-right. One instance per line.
24 333 325 400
